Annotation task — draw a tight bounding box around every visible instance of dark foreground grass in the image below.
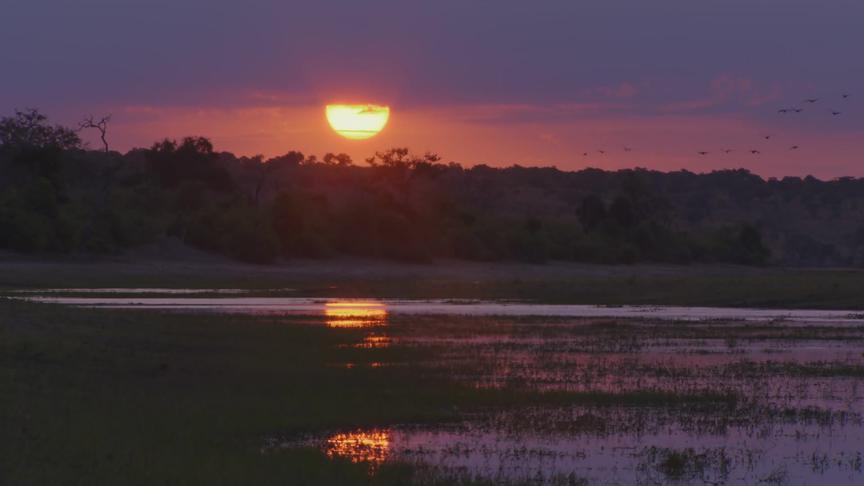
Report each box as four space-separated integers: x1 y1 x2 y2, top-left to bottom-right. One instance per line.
0 300 736 485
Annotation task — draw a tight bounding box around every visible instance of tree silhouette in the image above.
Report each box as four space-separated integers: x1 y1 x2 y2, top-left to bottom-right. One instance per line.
323 152 353 166
610 196 637 228
365 147 441 169
79 115 111 153
578 195 607 232
0 109 80 151
146 137 234 192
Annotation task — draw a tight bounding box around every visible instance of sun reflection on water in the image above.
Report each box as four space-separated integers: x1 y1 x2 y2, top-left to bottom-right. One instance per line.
355 334 391 348
325 301 387 328
325 429 392 469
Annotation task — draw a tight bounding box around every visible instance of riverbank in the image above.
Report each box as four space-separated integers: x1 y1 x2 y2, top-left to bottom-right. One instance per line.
2 257 864 309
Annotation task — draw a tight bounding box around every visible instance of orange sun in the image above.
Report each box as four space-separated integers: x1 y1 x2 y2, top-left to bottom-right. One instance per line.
326 104 390 140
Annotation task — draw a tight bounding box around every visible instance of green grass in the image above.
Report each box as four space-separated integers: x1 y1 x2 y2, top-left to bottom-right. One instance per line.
1 299 743 485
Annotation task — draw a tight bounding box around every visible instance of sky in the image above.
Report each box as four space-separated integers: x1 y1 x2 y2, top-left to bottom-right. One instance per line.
1 0 862 177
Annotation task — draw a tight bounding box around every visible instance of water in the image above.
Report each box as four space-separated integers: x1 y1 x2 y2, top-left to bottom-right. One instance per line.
311 310 864 484
270 420 863 485
19 289 864 484
17 294 864 325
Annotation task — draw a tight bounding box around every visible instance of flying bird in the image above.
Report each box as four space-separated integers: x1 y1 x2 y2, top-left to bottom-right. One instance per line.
582 152 589 157
831 110 842 116
790 145 800 150
804 98 819 103
722 149 733 154
697 151 709 156
842 93 851 99
597 150 606 155
750 150 761 155
778 108 790 114
793 108 804 113
764 135 772 140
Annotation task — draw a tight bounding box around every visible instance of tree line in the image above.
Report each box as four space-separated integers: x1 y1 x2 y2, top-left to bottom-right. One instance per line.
4 109 863 266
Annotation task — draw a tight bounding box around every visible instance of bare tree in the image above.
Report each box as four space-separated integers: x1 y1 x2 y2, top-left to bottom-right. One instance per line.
79 114 111 152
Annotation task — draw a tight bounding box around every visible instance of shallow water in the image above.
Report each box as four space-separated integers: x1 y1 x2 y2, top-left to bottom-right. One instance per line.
17 294 864 325
21 290 864 484
317 310 864 484
272 418 864 485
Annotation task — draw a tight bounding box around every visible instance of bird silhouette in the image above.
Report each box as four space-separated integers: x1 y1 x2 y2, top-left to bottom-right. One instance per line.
842 93 851 99
597 150 606 155
750 150 761 155
582 152 589 157
831 110 842 116
722 149 733 154
778 108 790 114
790 145 800 150
793 108 804 113
697 151 709 156
764 135 772 140
804 98 819 103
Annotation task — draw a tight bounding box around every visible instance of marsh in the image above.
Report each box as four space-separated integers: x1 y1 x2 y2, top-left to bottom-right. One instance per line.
5 287 863 484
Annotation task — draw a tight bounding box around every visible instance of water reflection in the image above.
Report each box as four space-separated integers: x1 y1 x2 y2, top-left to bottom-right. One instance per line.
355 334 391 348
324 301 387 328
308 419 864 484
325 429 391 468
18 293 864 326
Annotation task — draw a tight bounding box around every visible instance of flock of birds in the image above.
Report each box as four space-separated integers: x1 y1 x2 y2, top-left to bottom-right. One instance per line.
580 93 853 159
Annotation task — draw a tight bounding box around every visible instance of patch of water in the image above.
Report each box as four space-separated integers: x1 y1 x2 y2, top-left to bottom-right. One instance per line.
18 291 864 483
17 295 864 325
273 415 864 485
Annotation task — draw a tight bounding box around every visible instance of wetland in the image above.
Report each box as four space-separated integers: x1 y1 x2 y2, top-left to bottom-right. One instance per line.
4 283 863 484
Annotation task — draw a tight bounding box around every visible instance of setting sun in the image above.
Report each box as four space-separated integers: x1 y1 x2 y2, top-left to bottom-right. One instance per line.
325 104 390 140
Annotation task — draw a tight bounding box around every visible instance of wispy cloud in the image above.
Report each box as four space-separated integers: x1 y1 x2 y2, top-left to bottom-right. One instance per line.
661 74 783 113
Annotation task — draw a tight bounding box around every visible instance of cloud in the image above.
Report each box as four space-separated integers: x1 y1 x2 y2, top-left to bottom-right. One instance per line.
443 102 635 125
661 74 783 113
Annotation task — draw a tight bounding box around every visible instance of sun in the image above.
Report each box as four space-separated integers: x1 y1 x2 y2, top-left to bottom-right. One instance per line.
326 104 390 140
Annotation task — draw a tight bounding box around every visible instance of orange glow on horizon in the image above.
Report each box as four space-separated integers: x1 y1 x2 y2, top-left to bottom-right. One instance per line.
325 104 390 140
103 103 864 179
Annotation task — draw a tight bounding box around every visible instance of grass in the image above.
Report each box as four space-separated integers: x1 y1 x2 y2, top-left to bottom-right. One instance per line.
3 259 864 308
1 300 451 485
1 299 748 485
724 361 864 378
640 447 731 483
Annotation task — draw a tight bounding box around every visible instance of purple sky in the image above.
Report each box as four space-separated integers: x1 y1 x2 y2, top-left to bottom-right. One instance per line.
2 0 862 177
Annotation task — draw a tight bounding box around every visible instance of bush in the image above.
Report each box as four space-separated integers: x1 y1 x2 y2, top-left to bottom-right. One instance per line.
186 205 279 263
